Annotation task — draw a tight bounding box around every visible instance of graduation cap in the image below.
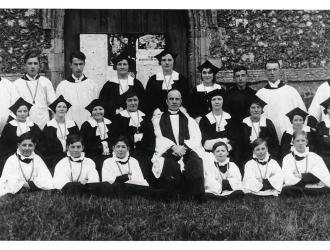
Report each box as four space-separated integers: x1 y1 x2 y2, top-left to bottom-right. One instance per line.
9 97 33 114
85 99 106 113
320 97 330 114
286 107 309 122
154 49 177 63
197 60 220 75
206 89 226 101
249 95 267 108
49 95 72 113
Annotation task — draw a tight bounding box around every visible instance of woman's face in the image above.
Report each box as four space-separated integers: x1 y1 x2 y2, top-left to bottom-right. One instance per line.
113 141 129 159
293 134 307 153
292 115 304 131
250 103 262 118
253 142 268 160
67 141 84 158
126 96 139 112
55 102 68 118
92 106 104 122
213 145 229 163
16 105 29 122
211 96 223 111
160 54 174 72
116 59 129 75
18 139 35 157
201 68 214 84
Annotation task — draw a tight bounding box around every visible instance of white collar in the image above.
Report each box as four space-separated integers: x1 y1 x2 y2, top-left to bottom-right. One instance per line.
67 152 85 162
268 80 281 88
109 75 134 86
9 117 34 127
26 74 39 81
87 117 112 127
206 111 231 125
113 153 130 162
156 70 179 81
47 118 76 129
253 152 270 163
16 149 35 160
72 74 85 83
196 83 221 92
214 157 230 165
243 116 267 127
120 110 145 118
291 147 309 157
286 125 311 135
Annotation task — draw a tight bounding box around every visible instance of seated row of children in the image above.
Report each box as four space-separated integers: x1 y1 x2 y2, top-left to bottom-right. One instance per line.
0 128 329 200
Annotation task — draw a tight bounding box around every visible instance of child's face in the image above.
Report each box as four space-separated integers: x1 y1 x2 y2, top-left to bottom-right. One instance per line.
253 142 268 160
113 141 129 159
293 134 307 153
67 141 84 158
18 139 35 157
213 145 229 163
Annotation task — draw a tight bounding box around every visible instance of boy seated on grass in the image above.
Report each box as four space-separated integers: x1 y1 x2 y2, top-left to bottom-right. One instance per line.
243 138 284 196
53 134 99 194
282 130 330 196
203 141 243 198
0 132 53 196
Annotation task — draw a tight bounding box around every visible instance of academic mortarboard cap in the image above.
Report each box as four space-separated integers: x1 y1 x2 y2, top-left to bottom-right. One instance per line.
49 95 72 113
207 89 226 101
197 60 220 75
286 107 309 122
320 97 330 114
85 99 106 114
154 50 177 62
9 97 33 114
249 95 267 108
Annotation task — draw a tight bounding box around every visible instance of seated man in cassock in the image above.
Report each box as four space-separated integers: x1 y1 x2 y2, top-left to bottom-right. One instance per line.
151 89 205 202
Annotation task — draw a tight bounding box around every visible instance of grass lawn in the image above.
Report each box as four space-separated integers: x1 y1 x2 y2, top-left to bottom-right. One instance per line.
0 191 329 240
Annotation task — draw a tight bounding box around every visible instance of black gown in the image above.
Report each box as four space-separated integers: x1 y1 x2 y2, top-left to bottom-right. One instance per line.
188 84 223 119
38 119 79 174
111 110 155 184
80 118 114 178
99 77 145 119
241 116 280 164
316 121 330 170
145 71 189 117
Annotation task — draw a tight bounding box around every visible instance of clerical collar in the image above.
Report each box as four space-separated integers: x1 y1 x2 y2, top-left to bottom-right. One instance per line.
67 152 85 162
114 153 130 164
253 153 270 164
23 73 40 81
214 157 229 166
291 147 309 158
16 149 35 161
268 80 281 88
67 74 87 83
168 109 180 115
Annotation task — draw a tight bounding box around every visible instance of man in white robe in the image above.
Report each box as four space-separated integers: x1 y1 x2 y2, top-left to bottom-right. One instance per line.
0 55 19 134
256 59 306 141
13 50 56 129
56 51 99 128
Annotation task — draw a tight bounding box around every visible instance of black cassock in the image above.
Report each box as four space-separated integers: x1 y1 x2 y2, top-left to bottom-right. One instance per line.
145 72 189 117
199 112 239 165
316 121 330 170
0 121 41 174
99 77 145 119
241 117 280 164
280 127 316 160
188 84 223 119
38 120 79 174
111 110 155 185
80 118 114 177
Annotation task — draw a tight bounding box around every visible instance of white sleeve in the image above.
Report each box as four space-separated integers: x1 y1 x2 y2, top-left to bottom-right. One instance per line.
0 156 24 195
228 162 243 191
33 156 54 190
308 153 330 187
53 159 71 189
127 158 149 186
282 154 301 186
243 161 262 193
44 78 56 105
101 159 117 184
152 115 176 155
86 159 100 183
267 160 284 191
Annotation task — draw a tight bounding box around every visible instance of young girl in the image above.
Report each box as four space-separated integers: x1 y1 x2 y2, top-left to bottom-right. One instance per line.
282 130 330 192
53 134 99 193
203 141 243 197
102 136 148 187
0 132 53 196
243 138 284 196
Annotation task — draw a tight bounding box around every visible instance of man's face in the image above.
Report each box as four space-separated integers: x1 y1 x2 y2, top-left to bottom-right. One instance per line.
70 57 85 78
234 70 247 90
265 62 280 83
166 90 182 111
67 141 84 158
25 57 40 78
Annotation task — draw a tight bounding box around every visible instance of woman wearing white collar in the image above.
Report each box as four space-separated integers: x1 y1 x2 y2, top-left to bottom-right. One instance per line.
81 99 113 179
0 132 53 196
282 131 330 195
0 97 41 172
145 49 189 117
281 107 315 159
38 95 79 174
112 89 155 185
99 53 145 119
189 60 223 123
243 138 284 196
241 95 279 166
53 134 99 193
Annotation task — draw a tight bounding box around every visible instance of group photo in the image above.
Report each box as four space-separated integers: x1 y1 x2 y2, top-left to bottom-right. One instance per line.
1 6 330 241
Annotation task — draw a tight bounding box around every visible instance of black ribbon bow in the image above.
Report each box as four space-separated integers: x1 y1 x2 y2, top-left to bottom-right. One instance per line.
17 154 33 164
